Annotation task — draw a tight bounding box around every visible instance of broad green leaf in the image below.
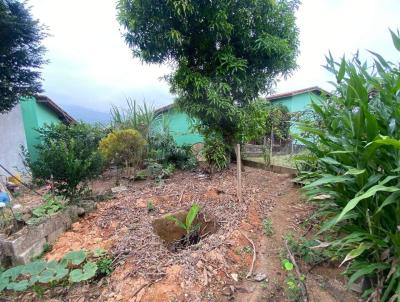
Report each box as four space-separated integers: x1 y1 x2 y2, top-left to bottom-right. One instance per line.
345 168 366 176
336 185 400 223
167 215 187 230
348 263 389 286
2 265 24 281
375 191 400 214
340 243 371 267
63 250 86 266
304 175 350 189
282 259 294 271
186 204 201 231
389 29 400 52
0 275 9 292
337 57 346 82
69 262 97 283
21 260 47 276
7 280 30 291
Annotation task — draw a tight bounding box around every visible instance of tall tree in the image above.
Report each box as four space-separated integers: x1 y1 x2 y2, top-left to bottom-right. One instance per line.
0 0 47 113
117 0 299 146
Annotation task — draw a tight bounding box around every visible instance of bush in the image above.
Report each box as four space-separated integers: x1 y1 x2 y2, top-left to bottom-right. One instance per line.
202 132 230 172
148 133 197 170
25 123 104 200
99 129 147 178
296 31 400 301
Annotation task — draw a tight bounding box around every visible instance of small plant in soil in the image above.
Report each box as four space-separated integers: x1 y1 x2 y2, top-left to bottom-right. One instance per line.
281 259 304 302
147 200 155 212
27 194 65 225
262 218 273 237
167 204 201 248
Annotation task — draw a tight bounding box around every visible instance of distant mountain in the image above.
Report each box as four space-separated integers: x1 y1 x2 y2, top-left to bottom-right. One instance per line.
61 104 111 125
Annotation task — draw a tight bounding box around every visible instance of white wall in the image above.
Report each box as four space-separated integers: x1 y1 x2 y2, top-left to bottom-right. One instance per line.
0 104 28 178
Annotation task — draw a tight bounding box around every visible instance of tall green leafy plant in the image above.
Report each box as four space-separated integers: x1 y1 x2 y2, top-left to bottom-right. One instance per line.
25 123 104 200
296 30 400 301
117 0 299 158
110 98 156 140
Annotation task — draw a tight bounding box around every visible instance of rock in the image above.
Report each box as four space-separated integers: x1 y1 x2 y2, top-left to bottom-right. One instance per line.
253 273 267 282
231 273 239 282
111 186 127 193
78 200 97 213
221 287 232 296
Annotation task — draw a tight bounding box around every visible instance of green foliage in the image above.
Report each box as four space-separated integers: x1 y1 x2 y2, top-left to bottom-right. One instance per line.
69 262 97 283
25 123 104 200
117 0 299 147
282 259 294 271
99 128 147 176
202 132 230 172
262 218 274 237
265 103 291 141
147 200 155 212
148 133 197 170
0 249 113 293
146 161 175 181
167 204 201 235
27 194 65 225
0 0 47 113
296 31 400 300
110 98 156 140
96 257 113 277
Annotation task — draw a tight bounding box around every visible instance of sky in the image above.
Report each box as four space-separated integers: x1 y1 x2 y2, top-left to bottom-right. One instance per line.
29 0 400 113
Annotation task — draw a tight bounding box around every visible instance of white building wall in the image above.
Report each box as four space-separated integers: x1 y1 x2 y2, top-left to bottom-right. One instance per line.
0 104 28 178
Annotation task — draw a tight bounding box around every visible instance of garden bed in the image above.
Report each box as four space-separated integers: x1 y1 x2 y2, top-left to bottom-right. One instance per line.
2 166 358 301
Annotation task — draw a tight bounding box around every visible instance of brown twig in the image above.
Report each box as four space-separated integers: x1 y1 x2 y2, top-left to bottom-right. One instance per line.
284 240 309 302
131 276 164 300
241 232 256 278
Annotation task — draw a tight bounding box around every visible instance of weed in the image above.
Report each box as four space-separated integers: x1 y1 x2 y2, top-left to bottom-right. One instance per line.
27 194 65 225
32 285 45 297
96 257 113 277
242 246 252 254
147 200 155 212
262 218 273 237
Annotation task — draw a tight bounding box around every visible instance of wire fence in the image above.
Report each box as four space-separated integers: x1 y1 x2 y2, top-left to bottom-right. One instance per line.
242 137 305 168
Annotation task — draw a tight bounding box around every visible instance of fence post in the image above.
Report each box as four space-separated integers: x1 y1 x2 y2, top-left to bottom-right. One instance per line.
236 144 242 202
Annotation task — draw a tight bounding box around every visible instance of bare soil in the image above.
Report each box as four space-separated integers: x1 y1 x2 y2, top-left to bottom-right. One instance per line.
4 166 358 302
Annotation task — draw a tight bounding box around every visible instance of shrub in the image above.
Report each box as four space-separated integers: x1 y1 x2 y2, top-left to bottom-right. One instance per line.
25 123 104 200
202 132 230 172
27 194 65 225
296 31 400 301
99 129 147 178
148 133 197 170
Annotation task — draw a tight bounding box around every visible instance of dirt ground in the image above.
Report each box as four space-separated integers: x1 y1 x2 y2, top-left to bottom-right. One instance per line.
8 166 358 302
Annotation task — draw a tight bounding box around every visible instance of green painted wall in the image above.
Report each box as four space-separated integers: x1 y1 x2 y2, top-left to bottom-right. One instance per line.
20 97 62 161
270 92 323 137
152 92 323 145
152 109 203 146
270 92 322 113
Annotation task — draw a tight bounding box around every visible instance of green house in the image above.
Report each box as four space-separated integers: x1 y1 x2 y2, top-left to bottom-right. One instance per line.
153 87 328 146
0 96 75 176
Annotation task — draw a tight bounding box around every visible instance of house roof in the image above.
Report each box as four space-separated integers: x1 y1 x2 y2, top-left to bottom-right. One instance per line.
267 86 331 102
154 86 331 114
35 95 76 124
154 103 175 115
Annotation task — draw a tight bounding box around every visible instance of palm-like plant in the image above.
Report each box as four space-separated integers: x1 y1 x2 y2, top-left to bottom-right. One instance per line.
296 30 400 301
167 204 201 235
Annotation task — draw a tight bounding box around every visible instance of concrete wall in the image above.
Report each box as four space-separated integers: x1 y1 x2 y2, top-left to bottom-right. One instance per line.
20 97 62 161
0 104 28 177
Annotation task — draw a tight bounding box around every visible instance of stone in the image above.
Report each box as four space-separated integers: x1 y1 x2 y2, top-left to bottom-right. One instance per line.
253 273 267 282
78 200 97 214
111 186 127 193
231 273 239 282
221 287 232 296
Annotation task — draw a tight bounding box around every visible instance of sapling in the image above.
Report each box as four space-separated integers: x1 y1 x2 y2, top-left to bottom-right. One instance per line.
167 204 201 235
